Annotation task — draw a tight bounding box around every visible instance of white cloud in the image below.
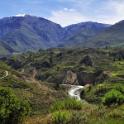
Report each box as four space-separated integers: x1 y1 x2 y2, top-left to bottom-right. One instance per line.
48 8 89 27
63 8 75 12
100 0 124 24
110 1 124 22
49 0 124 26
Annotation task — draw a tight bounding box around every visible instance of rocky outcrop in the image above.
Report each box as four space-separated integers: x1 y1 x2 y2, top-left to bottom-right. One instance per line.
63 70 78 85
94 70 108 84
63 70 108 85
80 55 93 66
45 69 108 85
77 71 94 85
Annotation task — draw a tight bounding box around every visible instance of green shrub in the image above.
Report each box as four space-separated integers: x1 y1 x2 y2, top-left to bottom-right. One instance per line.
70 112 88 124
102 89 124 106
50 100 65 112
50 98 82 112
116 85 124 94
64 98 82 110
95 84 108 95
0 87 30 124
108 109 124 118
51 111 72 124
51 111 88 124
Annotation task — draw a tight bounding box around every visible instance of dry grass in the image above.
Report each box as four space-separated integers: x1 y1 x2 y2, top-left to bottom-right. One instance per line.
24 115 51 124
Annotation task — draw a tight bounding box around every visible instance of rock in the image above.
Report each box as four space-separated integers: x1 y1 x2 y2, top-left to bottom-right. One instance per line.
77 71 94 85
77 70 108 85
94 70 108 84
80 55 93 66
63 70 78 85
84 84 92 91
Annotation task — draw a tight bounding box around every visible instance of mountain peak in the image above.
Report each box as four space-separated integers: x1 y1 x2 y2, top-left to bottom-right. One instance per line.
15 13 28 17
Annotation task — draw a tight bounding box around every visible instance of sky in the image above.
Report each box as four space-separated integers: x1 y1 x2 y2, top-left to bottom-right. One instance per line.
0 0 124 26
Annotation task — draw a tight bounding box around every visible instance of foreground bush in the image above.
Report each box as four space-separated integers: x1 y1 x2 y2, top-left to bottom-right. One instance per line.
0 87 30 124
51 111 72 124
51 111 88 124
108 109 124 118
70 112 88 124
50 98 82 112
102 89 124 106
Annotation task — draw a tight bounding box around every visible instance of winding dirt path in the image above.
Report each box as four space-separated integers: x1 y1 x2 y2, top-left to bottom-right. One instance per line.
0 71 8 79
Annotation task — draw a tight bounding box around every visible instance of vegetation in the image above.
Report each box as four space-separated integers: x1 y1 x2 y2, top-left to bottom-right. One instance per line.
51 111 72 124
0 87 30 124
0 47 124 123
102 89 124 106
50 98 82 112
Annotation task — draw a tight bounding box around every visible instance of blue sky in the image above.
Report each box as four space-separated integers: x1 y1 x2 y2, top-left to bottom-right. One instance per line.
0 0 124 26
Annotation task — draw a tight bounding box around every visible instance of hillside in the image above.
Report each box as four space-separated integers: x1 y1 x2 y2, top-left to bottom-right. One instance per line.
62 22 110 47
3 47 124 85
0 60 67 115
85 20 124 47
0 47 124 124
0 15 64 52
0 41 14 55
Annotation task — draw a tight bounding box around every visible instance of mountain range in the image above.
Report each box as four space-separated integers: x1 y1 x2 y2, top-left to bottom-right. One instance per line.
0 15 124 55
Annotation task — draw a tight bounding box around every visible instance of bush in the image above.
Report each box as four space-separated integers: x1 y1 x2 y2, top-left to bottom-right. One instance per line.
70 112 88 124
0 87 30 124
95 84 109 96
108 109 124 118
51 111 72 124
51 111 88 124
116 85 124 94
64 98 82 110
102 89 124 106
50 98 82 112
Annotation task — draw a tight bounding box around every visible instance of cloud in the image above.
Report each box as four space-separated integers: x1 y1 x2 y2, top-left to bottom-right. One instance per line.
49 0 124 26
97 0 124 24
48 8 89 27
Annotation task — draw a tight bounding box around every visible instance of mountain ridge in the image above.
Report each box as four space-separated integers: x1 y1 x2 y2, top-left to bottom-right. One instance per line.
1 15 124 55
84 20 124 48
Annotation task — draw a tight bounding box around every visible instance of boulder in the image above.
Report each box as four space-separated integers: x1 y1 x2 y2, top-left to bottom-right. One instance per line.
80 55 93 66
63 70 78 85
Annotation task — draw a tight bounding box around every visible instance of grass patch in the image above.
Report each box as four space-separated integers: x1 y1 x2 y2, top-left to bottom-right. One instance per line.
51 111 72 124
50 98 82 112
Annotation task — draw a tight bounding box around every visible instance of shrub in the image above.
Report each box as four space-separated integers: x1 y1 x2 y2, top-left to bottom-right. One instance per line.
108 109 124 118
51 111 72 124
0 87 30 124
102 89 124 106
95 84 108 96
70 112 88 124
116 85 124 94
50 98 82 112
50 100 65 112
51 111 88 124
64 98 82 110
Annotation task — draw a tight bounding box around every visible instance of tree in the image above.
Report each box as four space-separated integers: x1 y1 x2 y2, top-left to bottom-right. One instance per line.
0 87 30 124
